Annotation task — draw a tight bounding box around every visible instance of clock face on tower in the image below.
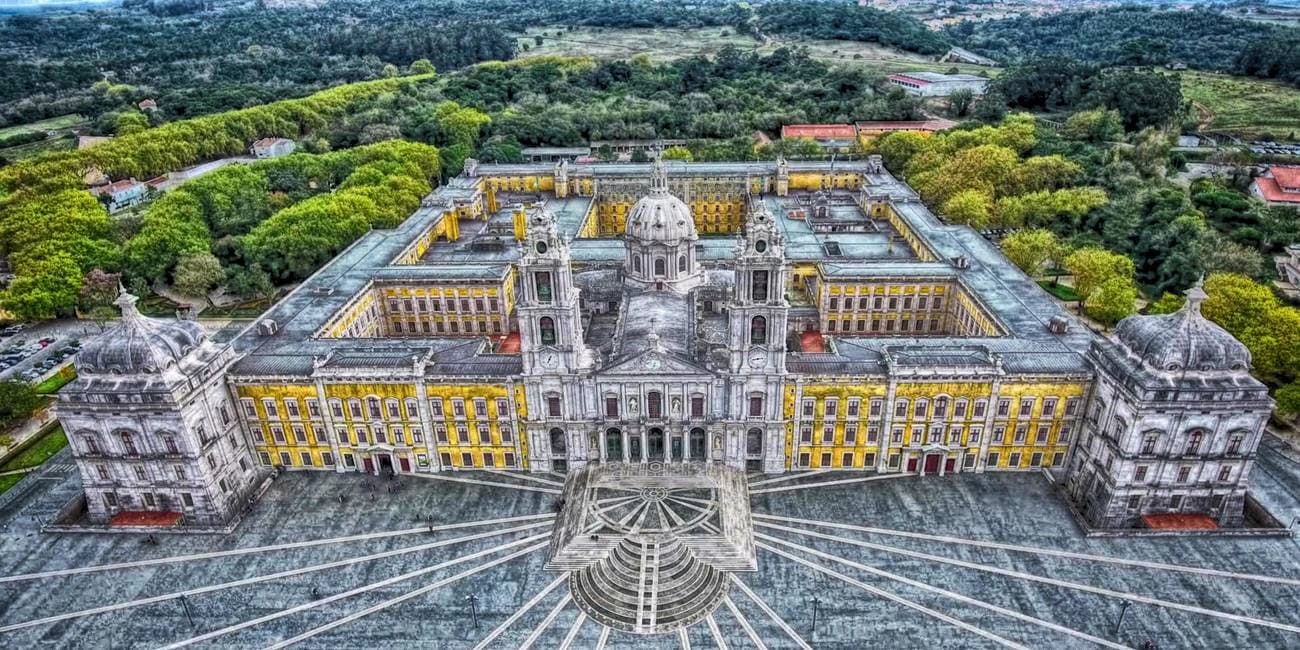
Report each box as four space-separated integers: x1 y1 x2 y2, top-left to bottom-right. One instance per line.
541 352 560 369
748 350 766 368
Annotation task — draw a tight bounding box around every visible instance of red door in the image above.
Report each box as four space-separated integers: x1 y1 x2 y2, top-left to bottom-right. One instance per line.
906 457 918 472
944 458 956 474
923 454 941 474
362 457 374 474
399 457 411 473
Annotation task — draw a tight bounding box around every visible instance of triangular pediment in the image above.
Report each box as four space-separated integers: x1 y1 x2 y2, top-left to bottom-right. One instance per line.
600 348 713 376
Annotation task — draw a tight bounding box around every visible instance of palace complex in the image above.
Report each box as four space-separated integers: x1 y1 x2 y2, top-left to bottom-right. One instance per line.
57 155 1273 535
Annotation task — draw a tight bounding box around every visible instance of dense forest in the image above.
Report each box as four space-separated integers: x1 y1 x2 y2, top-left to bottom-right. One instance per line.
0 0 951 127
953 7 1300 85
0 48 926 320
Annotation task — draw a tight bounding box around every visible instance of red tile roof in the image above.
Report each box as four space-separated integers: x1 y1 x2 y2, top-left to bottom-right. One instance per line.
1273 166 1300 191
252 137 291 148
495 331 521 355
1253 176 1300 204
856 119 959 133
1141 513 1218 531
90 179 141 195
781 124 856 140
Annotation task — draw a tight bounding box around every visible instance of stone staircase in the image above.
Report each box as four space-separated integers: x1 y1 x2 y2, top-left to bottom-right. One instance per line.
569 536 729 635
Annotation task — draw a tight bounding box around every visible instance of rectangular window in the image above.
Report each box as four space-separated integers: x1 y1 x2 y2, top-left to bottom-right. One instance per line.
242 398 257 418
1008 452 1021 468
474 398 487 418
798 452 811 468
751 270 770 302
870 399 882 417
1042 398 1058 417
605 397 619 418
1218 466 1232 482
821 426 834 444
973 400 987 418
888 453 901 469
307 399 321 417
996 399 1010 417
1035 425 1049 444
322 452 335 466
819 452 832 467
504 452 516 468
845 425 858 443
891 427 904 444
847 399 860 418
894 400 908 417
500 425 513 444
841 452 854 467
800 427 812 443
461 452 473 467
547 397 562 418
262 399 280 417
987 452 1000 467
429 399 443 417
1051 452 1064 467
496 398 510 419
344 454 356 468
824 399 838 418
1014 425 1027 443
1128 495 1142 510
483 452 495 468
259 452 272 466
300 452 313 466
802 399 815 418
1030 452 1043 467
1177 466 1191 483
1019 398 1035 417
271 426 286 443
477 424 490 445
749 397 763 418
330 400 344 419
1064 397 1080 416
969 426 982 444
437 427 448 443
910 426 923 445
278 451 292 466
457 426 469 444
691 396 704 418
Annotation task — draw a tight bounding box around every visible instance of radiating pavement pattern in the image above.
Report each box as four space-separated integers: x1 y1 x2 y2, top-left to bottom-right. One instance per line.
4 447 1300 647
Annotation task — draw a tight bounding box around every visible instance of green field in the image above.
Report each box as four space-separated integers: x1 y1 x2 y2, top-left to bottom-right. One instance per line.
517 27 993 76
0 424 68 496
1181 71 1300 139
0 114 87 139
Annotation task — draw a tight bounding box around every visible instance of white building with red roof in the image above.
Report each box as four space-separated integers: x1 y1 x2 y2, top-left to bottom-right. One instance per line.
89 178 147 213
887 72 989 97
780 124 858 152
1251 166 1300 208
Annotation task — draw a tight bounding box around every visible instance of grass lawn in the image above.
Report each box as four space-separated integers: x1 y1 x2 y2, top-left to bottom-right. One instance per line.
1038 280 1080 303
1181 71 1300 139
0 473 24 495
34 367 76 394
0 425 68 473
0 114 87 139
0 133 78 162
517 26 994 77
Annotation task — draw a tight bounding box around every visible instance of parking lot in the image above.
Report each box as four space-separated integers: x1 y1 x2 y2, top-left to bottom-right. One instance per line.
0 319 100 384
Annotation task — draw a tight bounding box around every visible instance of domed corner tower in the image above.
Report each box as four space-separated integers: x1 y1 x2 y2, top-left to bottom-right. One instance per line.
623 156 704 293
56 287 260 528
1067 279 1274 530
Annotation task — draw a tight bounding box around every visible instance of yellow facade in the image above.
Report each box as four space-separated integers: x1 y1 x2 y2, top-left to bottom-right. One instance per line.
235 380 529 473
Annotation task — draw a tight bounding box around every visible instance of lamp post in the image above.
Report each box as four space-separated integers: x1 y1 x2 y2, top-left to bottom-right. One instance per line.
810 595 821 639
466 594 480 630
1114 600 1132 639
178 593 195 629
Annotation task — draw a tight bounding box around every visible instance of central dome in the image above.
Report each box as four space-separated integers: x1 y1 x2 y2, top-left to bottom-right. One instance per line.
1113 281 1251 373
626 158 697 244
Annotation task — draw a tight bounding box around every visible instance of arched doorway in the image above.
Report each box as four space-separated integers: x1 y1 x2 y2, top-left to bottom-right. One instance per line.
671 433 683 461
746 428 764 472
550 428 567 472
605 428 623 462
648 428 665 461
690 428 707 460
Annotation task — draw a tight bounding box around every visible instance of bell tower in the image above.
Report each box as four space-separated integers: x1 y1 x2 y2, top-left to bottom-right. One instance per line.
728 200 788 374
517 205 591 376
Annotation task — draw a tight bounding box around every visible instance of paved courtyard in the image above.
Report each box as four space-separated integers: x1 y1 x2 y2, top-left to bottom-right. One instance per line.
3 445 1300 648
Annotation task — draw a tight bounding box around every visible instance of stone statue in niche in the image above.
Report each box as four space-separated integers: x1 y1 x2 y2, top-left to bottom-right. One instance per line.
628 397 639 415
671 397 682 416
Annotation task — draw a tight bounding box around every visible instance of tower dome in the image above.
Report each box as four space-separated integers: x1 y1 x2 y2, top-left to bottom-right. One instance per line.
625 157 697 244
1113 280 1251 373
77 287 209 375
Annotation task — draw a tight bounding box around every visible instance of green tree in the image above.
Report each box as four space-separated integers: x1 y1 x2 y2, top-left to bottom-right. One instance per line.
0 381 42 429
382 63 400 78
949 88 975 117
1146 292 1184 315
1 252 84 320
1000 229 1059 276
1062 109 1123 143
1276 382 1300 422
114 111 150 136
1084 276 1138 327
1201 273 1279 336
173 251 225 296
941 189 994 229
662 146 694 162
1065 246 1135 301
409 59 436 75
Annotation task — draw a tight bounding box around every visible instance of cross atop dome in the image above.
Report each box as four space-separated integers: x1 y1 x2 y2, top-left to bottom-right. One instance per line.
1184 274 1208 314
650 153 668 193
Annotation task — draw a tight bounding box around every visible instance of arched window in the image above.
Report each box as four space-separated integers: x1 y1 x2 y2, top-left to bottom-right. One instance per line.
678 255 687 272
1141 431 1160 455
648 391 663 419
654 257 666 276
1185 429 1204 455
750 315 767 344
633 256 642 273
539 317 556 345
691 427 707 459
550 428 567 455
746 428 764 454
605 428 623 459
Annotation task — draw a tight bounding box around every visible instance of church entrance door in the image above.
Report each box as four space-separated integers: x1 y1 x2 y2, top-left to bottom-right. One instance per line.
923 454 941 475
648 428 665 460
363 457 375 474
671 436 683 462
